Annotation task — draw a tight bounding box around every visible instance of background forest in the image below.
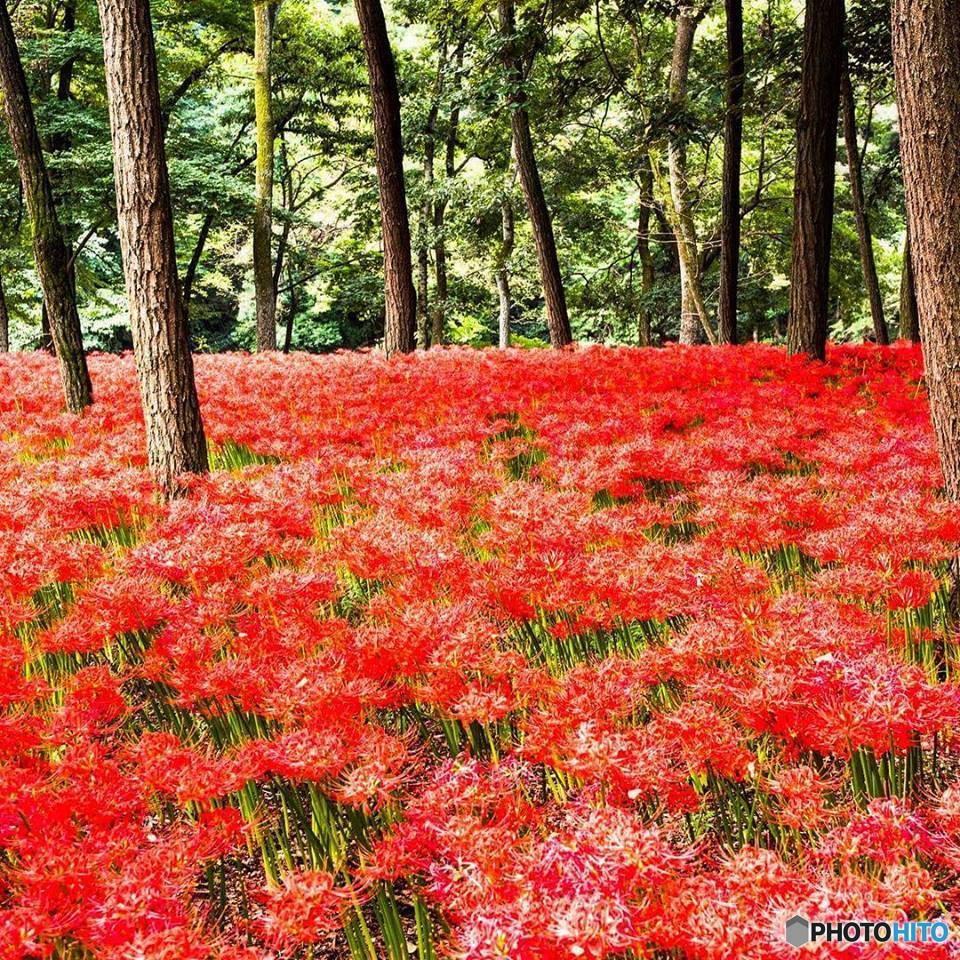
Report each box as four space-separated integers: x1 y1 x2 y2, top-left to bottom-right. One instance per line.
0 0 906 353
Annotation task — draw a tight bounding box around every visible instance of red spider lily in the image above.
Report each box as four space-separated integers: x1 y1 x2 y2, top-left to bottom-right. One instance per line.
0 345 958 959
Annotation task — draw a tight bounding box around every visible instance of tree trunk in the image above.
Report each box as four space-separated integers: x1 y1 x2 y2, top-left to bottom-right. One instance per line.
50 0 76 155
282 261 297 353
0 0 91 411
355 0 416 356
183 211 214 320
97 0 208 492
892 0 960 510
718 0 744 345
417 60 441 350
416 219 430 348
637 158 655 347
253 0 276 351
787 0 844 360
432 39 464 347
666 6 716 346
899 230 920 343
497 191 515 349
841 58 888 345
499 0 571 348
0 267 9 352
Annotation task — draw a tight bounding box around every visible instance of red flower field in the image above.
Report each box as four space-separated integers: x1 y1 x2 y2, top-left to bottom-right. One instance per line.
2 344 959 959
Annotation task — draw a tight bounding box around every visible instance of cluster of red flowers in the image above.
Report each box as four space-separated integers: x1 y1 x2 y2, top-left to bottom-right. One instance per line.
1 344 958 959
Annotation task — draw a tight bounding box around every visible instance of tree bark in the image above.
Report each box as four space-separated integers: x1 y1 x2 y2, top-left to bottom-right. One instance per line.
718 0 744 345
787 0 845 360
899 230 920 343
50 0 76 155
432 39 464 347
97 0 208 492
417 58 442 350
499 0 571 348
0 267 9 352
183 211 214 320
0 0 91 410
497 190 515 349
637 157 655 347
665 6 716 346
841 57 888 344
282 260 297 353
892 0 960 509
355 0 416 356
253 0 277 351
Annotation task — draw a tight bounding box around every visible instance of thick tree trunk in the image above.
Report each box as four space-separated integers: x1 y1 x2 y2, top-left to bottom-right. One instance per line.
355 0 416 356
787 0 844 360
253 0 276 351
892 0 960 508
0 267 8 352
497 191 515 349
666 6 715 346
718 0 744 345
499 0 571 348
0 0 91 410
899 231 920 343
841 58 887 345
97 0 208 492
637 159 655 347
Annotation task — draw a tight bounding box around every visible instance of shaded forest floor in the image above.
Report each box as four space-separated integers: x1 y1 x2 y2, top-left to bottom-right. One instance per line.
2 344 959 959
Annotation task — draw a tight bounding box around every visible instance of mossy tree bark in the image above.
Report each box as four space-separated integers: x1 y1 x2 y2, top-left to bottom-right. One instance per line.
718 0 744 345
253 0 277 351
0 0 92 410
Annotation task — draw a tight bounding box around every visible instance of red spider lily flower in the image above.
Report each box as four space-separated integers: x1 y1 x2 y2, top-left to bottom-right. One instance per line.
254 870 357 948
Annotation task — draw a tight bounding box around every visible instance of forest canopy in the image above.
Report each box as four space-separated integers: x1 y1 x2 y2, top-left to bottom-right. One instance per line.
0 0 905 353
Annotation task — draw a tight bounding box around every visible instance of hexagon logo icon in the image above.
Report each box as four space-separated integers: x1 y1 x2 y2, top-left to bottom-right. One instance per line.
785 915 810 947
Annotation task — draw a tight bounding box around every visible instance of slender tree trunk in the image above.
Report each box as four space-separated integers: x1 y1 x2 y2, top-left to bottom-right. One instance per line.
282 262 297 353
718 0 744 345
355 0 416 355
787 0 845 360
497 190 515 349
253 0 276 351
416 217 430 348
637 158 655 347
665 6 716 346
499 0 571 348
183 211 214 320
841 58 887 344
273 137 293 306
432 39 464 347
417 64 441 350
0 0 91 410
97 0 208 492
899 230 920 343
892 0 960 513
50 0 76 155
0 267 9 352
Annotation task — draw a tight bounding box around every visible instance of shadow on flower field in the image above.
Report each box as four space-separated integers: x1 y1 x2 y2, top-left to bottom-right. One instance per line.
2 344 959 959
